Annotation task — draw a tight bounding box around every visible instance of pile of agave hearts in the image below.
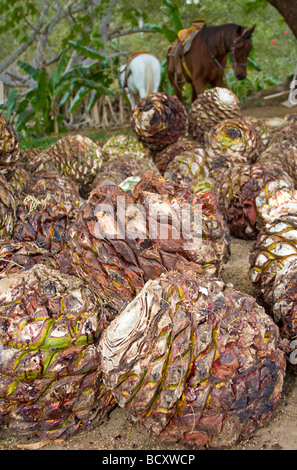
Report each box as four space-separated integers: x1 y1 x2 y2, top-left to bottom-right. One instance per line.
0 87 295 450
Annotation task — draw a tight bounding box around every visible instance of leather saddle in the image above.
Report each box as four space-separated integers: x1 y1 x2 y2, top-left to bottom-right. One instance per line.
168 19 205 83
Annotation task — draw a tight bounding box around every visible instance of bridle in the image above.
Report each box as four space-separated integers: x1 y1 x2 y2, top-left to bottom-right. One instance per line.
229 28 249 68
207 27 250 72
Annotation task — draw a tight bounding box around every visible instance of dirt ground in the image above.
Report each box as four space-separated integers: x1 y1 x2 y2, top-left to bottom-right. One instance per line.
0 101 297 452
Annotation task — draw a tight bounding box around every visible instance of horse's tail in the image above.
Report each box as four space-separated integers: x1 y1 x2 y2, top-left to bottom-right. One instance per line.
145 60 155 95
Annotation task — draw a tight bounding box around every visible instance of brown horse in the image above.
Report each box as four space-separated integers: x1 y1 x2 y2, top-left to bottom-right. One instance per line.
167 23 256 103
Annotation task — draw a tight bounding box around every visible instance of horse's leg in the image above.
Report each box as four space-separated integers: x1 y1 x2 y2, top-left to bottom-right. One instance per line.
127 91 136 109
168 70 184 103
153 61 161 93
191 78 206 101
210 76 224 88
191 85 198 103
126 72 139 108
167 53 184 103
172 81 184 103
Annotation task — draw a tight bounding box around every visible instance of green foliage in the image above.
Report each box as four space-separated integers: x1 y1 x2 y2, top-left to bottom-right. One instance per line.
11 58 65 135
58 43 113 113
0 46 112 136
1 0 297 138
162 0 184 32
2 89 18 122
18 128 134 151
223 51 281 101
18 134 59 151
155 0 296 103
243 0 269 13
227 70 281 101
0 1 38 39
68 40 106 61
140 0 185 43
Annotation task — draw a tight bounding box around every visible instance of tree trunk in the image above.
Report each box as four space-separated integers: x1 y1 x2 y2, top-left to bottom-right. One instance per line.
268 0 297 38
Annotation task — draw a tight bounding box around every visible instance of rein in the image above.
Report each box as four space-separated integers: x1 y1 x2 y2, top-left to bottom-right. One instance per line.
204 43 231 89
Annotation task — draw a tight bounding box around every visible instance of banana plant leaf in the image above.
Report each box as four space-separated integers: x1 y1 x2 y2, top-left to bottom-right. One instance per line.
68 40 106 61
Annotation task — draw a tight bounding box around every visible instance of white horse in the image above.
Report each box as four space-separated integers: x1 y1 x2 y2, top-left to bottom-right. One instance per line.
119 53 161 108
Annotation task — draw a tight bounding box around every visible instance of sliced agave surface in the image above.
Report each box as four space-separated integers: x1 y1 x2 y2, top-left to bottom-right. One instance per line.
256 188 297 226
100 271 286 450
102 135 150 161
214 162 294 240
67 171 230 314
164 147 211 185
249 215 297 306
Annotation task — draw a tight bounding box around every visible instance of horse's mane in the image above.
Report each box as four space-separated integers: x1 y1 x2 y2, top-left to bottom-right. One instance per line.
200 23 246 56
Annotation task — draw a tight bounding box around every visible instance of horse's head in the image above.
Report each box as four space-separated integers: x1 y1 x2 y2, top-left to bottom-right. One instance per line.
231 25 256 81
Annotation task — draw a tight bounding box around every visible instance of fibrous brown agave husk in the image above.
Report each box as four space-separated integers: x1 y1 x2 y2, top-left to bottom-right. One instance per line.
23 172 81 201
13 174 82 254
67 186 145 315
19 148 41 173
132 172 231 277
154 138 205 174
269 122 297 147
249 215 297 306
7 166 31 197
205 118 264 172
92 151 159 190
258 141 297 187
0 239 74 277
0 114 20 178
244 116 271 148
131 93 188 152
67 171 230 313
214 162 295 240
0 264 116 438
187 87 242 144
100 271 286 450
163 147 211 187
0 173 17 240
32 135 103 190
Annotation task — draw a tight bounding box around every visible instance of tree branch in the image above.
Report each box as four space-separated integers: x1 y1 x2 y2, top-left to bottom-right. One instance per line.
0 0 87 74
108 27 158 41
0 23 45 74
0 66 35 88
45 48 70 66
